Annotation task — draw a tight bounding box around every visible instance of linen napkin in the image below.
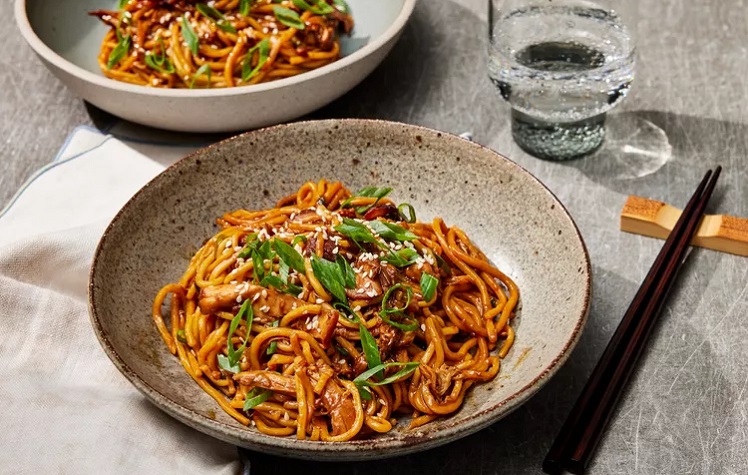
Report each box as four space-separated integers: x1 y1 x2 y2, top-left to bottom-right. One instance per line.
0 127 241 474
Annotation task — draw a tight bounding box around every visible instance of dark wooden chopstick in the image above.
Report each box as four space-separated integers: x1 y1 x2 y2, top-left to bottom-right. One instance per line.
543 167 722 475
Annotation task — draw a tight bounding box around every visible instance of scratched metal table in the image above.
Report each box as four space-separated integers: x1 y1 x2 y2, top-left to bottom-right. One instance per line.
3 1 747 473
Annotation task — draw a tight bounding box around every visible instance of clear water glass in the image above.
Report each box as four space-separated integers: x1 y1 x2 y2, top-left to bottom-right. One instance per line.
488 0 636 160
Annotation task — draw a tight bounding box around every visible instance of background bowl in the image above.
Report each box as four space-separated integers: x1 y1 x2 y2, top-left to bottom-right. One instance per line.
89 119 591 460
14 0 415 133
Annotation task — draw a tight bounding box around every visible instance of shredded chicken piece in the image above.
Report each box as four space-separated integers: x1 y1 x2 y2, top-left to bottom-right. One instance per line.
308 363 356 435
235 371 296 395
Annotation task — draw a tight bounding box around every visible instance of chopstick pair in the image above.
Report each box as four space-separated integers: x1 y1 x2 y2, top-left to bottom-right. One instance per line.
543 167 723 475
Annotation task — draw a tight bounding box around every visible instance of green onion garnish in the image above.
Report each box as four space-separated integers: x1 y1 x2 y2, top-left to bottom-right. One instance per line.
260 275 303 295
341 186 393 213
353 362 420 387
217 300 254 373
333 302 360 324
273 6 305 30
196 3 237 33
266 320 280 355
291 234 308 246
241 38 270 82
358 323 382 376
398 203 417 223
310 255 348 303
381 247 419 268
106 33 130 69
272 239 305 274
379 284 418 331
292 0 334 15
181 16 200 56
336 255 356 288
332 0 350 14
243 387 272 411
239 0 252 16
419 272 438 302
176 329 187 343
334 218 380 248
145 37 175 74
367 220 417 242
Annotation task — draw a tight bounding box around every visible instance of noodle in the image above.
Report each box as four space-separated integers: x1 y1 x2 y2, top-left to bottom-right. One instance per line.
153 180 520 440
90 0 354 88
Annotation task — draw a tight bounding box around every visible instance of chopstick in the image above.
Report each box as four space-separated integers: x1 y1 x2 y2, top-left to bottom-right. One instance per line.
543 167 723 475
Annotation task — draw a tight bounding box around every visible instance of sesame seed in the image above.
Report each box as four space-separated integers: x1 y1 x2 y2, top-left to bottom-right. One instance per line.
420 324 426 331
236 295 243 303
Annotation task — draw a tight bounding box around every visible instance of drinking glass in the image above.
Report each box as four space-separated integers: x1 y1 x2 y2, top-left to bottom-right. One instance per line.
488 0 636 160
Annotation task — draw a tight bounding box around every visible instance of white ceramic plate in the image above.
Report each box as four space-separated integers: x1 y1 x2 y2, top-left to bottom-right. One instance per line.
15 0 415 132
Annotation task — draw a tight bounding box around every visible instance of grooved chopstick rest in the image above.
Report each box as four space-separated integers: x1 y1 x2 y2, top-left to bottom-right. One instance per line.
621 195 748 257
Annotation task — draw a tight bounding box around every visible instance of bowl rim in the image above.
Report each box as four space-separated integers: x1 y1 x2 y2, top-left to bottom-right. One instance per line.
88 118 591 458
14 0 416 98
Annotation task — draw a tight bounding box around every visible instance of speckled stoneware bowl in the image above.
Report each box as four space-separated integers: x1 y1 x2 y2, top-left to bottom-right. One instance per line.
89 119 591 460
15 0 415 132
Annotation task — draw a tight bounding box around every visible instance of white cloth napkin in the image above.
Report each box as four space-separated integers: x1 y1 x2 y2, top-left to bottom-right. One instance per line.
0 127 241 474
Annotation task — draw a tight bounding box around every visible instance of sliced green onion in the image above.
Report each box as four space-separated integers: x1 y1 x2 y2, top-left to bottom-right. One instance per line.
291 234 308 246
176 329 187 343
239 0 252 16
241 37 270 82
334 218 380 248
292 0 335 14
217 300 254 373
353 362 420 387
243 388 272 411
380 247 419 268
119 0 130 9
367 220 417 242
278 259 290 283
358 323 381 375
251 248 265 283
398 203 417 223
106 34 130 69
260 275 303 295
310 255 348 303
341 186 392 213
237 233 259 259
332 0 350 14
273 6 305 30
266 320 280 355
189 63 212 89
379 284 418 331
273 239 305 273
336 255 356 288
333 302 360 324
196 3 237 33
181 16 200 56
420 273 438 302
144 38 175 74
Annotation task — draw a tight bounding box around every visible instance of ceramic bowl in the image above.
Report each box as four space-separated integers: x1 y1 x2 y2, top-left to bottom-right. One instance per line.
89 119 591 460
14 0 415 132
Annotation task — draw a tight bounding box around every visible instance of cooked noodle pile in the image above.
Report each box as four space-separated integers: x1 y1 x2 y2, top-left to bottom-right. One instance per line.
90 0 353 88
153 180 520 440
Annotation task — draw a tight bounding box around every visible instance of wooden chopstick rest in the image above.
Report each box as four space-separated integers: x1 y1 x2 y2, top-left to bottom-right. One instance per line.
621 195 748 257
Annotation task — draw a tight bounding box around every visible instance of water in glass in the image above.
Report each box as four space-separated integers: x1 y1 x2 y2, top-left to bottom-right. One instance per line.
488 3 635 160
